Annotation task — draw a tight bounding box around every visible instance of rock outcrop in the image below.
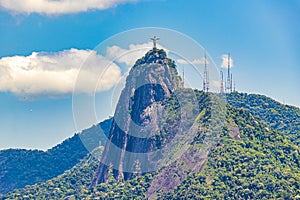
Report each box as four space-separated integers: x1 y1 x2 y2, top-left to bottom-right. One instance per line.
91 49 183 185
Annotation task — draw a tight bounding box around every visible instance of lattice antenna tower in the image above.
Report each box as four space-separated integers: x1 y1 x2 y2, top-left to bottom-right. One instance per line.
226 53 232 93
230 73 233 93
220 70 225 94
203 52 209 92
182 65 185 87
233 79 236 92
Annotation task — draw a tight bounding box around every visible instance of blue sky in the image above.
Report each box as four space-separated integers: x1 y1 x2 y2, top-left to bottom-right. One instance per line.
0 0 299 150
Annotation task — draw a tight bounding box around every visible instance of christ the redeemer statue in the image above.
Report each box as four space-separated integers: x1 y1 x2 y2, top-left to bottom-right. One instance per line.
151 36 160 49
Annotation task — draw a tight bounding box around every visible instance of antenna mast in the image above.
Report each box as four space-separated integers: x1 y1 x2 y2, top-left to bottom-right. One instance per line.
203 52 209 92
220 70 224 93
230 73 233 93
233 79 236 92
226 53 232 93
182 65 185 87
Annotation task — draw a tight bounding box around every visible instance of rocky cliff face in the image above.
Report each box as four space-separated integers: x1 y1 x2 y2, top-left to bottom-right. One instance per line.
92 49 183 185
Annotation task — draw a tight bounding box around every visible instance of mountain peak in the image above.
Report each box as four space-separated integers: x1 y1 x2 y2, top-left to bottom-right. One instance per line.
133 48 168 67
92 48 183 185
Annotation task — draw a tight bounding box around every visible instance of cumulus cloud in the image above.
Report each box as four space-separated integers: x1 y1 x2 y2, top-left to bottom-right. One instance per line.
177 58 209 65
0 42 170 97
221 54 234 68
0 48 121 96
0 0 138 15
106 42 167 66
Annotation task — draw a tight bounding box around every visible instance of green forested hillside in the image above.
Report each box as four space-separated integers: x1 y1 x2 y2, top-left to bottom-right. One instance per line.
2 91 299 199
0 118 112 194
227 92 300 145
159 106 300 199
2 147 103 200
1 146 153 199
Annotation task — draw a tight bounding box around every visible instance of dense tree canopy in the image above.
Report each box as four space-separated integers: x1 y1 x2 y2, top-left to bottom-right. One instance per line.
1 91 299 199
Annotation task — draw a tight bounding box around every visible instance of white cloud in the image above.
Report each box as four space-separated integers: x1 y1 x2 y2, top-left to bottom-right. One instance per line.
177 58 208 65
106 42 167 66
0 0 138 15
221 54 234 68
0 42 170 97
0 48 121 96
